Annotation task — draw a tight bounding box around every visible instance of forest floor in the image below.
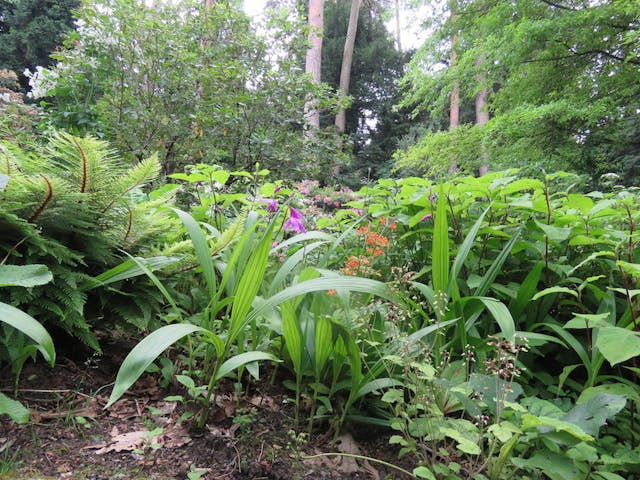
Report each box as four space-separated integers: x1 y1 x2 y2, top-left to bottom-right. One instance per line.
0 335 410 480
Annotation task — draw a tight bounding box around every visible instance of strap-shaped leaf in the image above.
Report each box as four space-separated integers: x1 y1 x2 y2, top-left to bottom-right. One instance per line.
106 324 209 408
0 302 55 366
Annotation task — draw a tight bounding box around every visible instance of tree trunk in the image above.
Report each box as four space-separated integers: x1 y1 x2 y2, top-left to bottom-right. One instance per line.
475 57 489 175
394 0 402 51
304 0 324 134
335 0 361 136
448 27 460 174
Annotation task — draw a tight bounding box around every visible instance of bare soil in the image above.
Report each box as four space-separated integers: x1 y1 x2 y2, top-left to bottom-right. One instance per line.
0 339 410 480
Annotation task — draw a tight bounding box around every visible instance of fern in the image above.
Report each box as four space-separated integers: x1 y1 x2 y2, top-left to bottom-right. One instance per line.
0 132 165 351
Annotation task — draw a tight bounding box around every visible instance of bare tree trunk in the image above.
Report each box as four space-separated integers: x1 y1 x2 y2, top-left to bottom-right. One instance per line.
304 0 324 134
394 0 402 51
335 0 361 136
475 57 489 175
448 28 460 174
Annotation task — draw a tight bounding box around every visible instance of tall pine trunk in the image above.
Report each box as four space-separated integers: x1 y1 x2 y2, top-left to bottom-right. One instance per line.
304 0 324 135
335 0 361 136
475 60 489 175
448 28 460 174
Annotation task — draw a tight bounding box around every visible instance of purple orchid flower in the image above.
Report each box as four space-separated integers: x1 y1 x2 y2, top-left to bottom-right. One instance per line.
267 199 279 213
421 213 433 222
284 207 306 234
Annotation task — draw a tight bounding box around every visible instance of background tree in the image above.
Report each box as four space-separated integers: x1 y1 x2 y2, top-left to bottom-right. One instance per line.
322 0 412 182
0 0 79 90
335 0 361 137
304 0 325 133
397 0 640 184
30 0 342 179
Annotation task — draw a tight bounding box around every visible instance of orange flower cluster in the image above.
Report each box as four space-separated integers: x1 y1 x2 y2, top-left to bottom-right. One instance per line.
340 223 392 277
341 255 378 276
379 216 397 231
356 226 390 257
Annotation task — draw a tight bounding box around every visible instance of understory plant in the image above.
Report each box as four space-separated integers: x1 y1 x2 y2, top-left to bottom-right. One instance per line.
0 264 55 424
0 131 164 349
104 205 395 429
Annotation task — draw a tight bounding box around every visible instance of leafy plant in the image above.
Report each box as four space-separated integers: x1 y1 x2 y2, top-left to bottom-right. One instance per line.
0 264 55 424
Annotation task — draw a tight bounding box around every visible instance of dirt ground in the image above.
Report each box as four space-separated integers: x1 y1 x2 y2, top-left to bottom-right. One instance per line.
0 340 412 480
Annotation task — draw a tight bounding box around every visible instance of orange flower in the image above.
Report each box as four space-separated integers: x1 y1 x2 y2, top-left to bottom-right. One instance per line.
327 289 337 296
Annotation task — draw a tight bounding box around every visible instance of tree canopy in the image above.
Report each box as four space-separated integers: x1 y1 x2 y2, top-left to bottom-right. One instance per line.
0 0 79 90
397 0 640 184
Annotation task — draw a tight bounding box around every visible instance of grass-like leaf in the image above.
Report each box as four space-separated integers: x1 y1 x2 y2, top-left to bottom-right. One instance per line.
0 302 55 366
105 324 207 408
214 351 281 381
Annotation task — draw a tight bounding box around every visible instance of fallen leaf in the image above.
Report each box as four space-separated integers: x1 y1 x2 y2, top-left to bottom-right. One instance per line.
335 431 362 475
89 429 151 454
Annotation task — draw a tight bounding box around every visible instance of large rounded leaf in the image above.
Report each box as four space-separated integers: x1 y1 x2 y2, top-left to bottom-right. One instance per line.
0 264 52 287
105 324 209 408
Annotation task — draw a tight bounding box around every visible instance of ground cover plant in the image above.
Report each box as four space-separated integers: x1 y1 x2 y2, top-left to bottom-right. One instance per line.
3 157 640 479
1 1 639 478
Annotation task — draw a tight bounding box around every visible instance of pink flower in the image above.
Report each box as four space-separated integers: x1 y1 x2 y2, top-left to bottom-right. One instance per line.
421 213 433 222
267 199 279 213
284 207 306 233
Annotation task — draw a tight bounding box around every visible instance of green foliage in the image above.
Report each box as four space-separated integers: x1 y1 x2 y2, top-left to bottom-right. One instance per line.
0 131 163 348
33 0 343 178
321 0 413 181
0 0 79 90
0 263 55 424
399 0 640 184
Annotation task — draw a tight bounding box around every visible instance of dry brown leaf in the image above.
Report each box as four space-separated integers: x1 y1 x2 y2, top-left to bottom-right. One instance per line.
160 423 192 449
89 429 150 454
335 431 362 475
248 394 279 412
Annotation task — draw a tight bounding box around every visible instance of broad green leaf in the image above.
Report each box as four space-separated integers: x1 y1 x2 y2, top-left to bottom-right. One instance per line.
269 240 329 294
247 276 395 327
214 351 280 381
439 427 480 455
596 327 640 366
355 378 403 400
564 312 611 329
617 260 640 280
449 207 490 293
432 187 450 295
566 442 598 463
578 384 640 405
0 392 30 424
89 255 180 288
281 301 303 375
462 297 515 340
0 302 55 366
0 264 52 287
473 228 521 297
511 452 583 480
314 316 333 379
535 220 572 242
532 286 578 301
593 472 627 480
227 224 275 346
542 323 591 373
122 253 182 320
413 466 436 480
488 421 521 442
561 393 626 437
408 318 458 343
173 209 216 297
510 261 543 319
106 324 207 408
520 414 593 441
